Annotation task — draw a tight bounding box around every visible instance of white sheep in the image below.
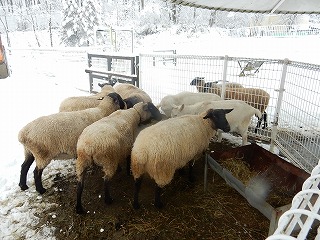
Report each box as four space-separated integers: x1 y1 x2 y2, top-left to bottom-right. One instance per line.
75 102 163 214
114 83 153 108
18 92 126 194
158 91 221 118
194 81 270 131
59 84 115 112
190 77 243 93
171 100 262 145
131 108 232 209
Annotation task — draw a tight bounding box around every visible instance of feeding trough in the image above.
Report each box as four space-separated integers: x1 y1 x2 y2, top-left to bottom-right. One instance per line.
204 143 310 235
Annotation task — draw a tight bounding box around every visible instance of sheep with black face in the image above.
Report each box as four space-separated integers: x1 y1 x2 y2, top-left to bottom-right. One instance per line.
75 102 162 214
131 108 232 209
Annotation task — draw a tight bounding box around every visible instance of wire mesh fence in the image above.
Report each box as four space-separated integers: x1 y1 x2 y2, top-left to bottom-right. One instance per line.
139 53 320 174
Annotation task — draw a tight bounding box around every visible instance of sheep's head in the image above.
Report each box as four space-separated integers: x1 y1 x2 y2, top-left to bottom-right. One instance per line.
124 96 142 109
134 102 163 123
203 108 233 132
106 92 126 109
190 77 205 87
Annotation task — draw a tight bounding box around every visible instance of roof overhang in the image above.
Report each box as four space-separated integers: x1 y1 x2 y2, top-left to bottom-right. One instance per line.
166 0 320 14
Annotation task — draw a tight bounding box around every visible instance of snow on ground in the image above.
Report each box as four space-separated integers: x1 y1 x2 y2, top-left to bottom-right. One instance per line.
0 29 317 239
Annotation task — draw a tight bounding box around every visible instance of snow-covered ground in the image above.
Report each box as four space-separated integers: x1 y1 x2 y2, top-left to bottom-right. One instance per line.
0 29 319 239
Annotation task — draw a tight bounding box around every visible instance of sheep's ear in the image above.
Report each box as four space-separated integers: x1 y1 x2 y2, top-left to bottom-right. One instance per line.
179 104 184 111
224 109 233 114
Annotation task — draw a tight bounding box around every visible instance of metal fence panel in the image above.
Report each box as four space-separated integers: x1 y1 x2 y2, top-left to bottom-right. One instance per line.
139 53 320 173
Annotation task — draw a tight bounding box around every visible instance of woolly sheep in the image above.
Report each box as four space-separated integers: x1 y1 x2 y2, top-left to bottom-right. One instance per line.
18 92 126 194
206 85 270 131
131 108 233 209
75 102 162 214
59 84 115 112
192 79 270 131
158 91 221 118
171 100 262 145
114 83 153 107
190 77 244 93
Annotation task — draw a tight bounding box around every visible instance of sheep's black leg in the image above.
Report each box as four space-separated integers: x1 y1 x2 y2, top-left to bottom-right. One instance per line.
19 153 35 190
188 162 195 183
263 111 268 129
33 166 46 194
104 178 113 205
126 156 131 176
133 177 142 209
154 185 164 209
76 174 86 214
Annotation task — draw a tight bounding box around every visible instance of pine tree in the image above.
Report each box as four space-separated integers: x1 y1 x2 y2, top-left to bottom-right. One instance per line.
60 0 84 46
80 0 102 46
60 0 101 47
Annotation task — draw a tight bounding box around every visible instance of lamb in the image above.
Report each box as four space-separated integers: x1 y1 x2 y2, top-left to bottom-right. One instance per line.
158 91 221 118
190 77 243 93
171 100 262 145
75 102 163 214
59 84 115 112
114 83 153 108
18 92 126 194
131 108 232 209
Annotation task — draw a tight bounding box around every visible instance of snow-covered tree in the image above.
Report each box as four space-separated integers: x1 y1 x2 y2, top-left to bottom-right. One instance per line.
60 0 102 47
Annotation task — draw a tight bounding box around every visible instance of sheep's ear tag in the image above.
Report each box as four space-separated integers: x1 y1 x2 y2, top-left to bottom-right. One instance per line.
98 97 104 100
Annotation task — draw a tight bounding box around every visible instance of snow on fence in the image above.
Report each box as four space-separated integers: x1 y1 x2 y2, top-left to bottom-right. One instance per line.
139 53 320 174
224 25 320 38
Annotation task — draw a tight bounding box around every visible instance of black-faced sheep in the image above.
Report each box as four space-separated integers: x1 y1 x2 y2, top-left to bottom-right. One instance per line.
171 100 262 145
18 92 126 194
59 84 115 112
158 91 221 118
131 108 232 209
190 77 243 93
192 79 270 131
75 102 163 214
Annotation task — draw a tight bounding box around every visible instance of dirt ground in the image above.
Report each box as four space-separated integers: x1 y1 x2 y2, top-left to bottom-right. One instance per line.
35 139 276 240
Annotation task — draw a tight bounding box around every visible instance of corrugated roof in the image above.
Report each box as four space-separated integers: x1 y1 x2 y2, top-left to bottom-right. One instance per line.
167 0 320 14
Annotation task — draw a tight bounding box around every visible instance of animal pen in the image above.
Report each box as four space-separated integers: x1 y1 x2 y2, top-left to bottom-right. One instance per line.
86 52 320 238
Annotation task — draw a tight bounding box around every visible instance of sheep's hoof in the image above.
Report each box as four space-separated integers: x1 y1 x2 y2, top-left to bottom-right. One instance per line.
133 202 140 210
19 184 29 191
105 197 114 205
76 205 86 215
37 187 47 195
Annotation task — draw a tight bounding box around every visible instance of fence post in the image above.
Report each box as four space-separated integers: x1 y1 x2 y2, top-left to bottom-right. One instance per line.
87 53 93 93
270 58 289 152
221 55 229 100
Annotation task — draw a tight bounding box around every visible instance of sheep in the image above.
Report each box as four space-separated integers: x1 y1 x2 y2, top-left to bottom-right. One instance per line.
205 85 270 131
18 92 126 194
114 83 153 107
190 77 243 93
75 102 163 214
59 84 115 112
158 91 221 118
192 78 269 131
171 100 262 145
131 108 233 209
